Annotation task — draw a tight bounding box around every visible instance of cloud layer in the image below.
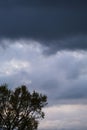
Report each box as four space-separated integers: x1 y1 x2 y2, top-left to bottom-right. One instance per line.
0 39 87 130
0 40 87 105
0 0 87 53
0 1 87 129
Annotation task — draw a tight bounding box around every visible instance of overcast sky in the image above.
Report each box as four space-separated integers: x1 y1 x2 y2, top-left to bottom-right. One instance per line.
0 1 87 130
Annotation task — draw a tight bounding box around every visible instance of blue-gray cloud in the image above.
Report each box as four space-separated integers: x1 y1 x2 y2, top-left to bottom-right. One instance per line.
0 41 87 105
1 40 87 130
0 0 87 54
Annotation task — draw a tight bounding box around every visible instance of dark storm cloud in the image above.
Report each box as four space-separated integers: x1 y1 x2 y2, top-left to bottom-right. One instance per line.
0 0 87 52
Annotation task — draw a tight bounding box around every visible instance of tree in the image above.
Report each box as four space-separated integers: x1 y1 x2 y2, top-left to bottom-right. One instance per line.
0 84 47 130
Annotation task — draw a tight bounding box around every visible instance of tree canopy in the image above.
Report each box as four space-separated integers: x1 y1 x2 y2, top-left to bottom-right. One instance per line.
0 84 47 130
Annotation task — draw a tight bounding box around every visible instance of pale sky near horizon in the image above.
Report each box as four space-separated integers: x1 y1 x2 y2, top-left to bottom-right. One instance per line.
0 1 87 130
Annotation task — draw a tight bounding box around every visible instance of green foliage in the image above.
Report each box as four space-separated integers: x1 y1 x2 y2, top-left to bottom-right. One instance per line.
0 84 47 130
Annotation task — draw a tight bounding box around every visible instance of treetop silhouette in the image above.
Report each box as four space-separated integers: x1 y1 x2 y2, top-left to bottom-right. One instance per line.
0 84 47 130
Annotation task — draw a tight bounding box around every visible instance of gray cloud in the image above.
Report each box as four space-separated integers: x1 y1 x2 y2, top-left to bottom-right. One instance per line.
43 35 87 55
0 0 87 54
0 2 87 129
0 41 87 105
1 40 87 130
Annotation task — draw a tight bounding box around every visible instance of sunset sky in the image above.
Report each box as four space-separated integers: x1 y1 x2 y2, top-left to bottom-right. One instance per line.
0 0 87 130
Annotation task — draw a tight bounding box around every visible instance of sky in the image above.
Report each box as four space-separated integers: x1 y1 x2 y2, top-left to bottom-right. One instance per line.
0 0 87 130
